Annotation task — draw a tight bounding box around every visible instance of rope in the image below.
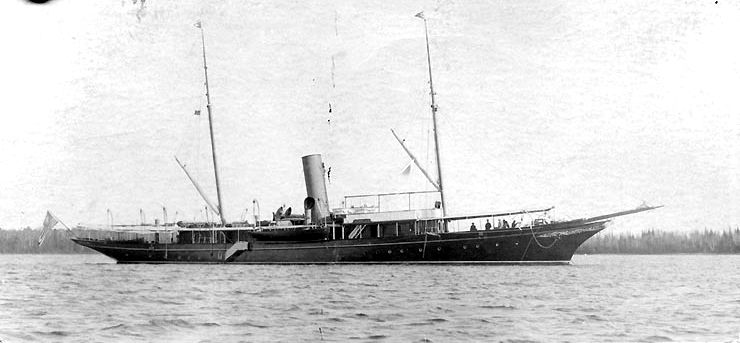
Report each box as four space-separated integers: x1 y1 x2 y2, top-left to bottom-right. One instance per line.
524 210 559 249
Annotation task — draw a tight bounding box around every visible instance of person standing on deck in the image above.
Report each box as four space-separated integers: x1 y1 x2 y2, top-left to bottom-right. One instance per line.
485 219 492 231
470 222 477 231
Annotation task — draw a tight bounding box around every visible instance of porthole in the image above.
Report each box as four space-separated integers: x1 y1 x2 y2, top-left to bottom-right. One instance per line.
387 249 392 254
476 244 480 249
418 248 423 252
463 245 467 250
515 242 519 246
399 249 404 253
495 243 499 247
436 247 441 251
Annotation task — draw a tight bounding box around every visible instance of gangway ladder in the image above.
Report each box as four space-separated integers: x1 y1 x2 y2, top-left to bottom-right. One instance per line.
224 241 249 262
348 224 366 239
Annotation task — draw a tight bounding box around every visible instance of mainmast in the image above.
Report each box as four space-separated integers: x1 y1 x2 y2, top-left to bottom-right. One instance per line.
196 21 227 225
415 12 447 217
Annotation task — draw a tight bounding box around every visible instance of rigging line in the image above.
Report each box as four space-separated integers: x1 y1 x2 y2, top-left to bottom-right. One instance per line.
440 113 515 186
326 12 343 188
520 237 533 261
524 210 559 249
529 225 559 249
422 232 428 259
444 114 506 174
193 118 203 189
425 127 431 191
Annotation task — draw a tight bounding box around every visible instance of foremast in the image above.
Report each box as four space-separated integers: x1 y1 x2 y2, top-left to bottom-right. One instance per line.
197 21 227 226
416 12 447 217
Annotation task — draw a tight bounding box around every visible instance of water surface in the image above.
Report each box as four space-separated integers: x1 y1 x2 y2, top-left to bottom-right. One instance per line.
1 254 738 342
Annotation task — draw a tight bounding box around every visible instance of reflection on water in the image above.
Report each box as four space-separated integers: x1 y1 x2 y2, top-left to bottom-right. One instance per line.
0 254 738 342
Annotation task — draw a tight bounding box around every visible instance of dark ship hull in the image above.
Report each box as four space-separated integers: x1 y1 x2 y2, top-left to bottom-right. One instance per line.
72 219 607 265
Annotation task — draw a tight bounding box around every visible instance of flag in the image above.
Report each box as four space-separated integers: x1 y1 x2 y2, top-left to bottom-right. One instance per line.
38 211 59 246
415 11 425 19
194 21 202 28
194 109 201 116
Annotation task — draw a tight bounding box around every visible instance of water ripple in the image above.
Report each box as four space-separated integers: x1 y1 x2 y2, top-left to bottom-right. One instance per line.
0 254 739 342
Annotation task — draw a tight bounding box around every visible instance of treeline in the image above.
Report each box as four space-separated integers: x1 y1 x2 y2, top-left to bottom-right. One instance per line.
0 228 93 254
576 228 740 254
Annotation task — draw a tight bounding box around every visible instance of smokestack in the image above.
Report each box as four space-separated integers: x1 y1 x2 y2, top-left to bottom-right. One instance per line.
302 154 329 224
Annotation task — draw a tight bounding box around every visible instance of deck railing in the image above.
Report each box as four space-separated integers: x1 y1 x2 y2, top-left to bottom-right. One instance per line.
341 190 441 212
73 228 177 244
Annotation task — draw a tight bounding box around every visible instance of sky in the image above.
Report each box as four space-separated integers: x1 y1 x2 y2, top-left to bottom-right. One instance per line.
0 0 738 233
